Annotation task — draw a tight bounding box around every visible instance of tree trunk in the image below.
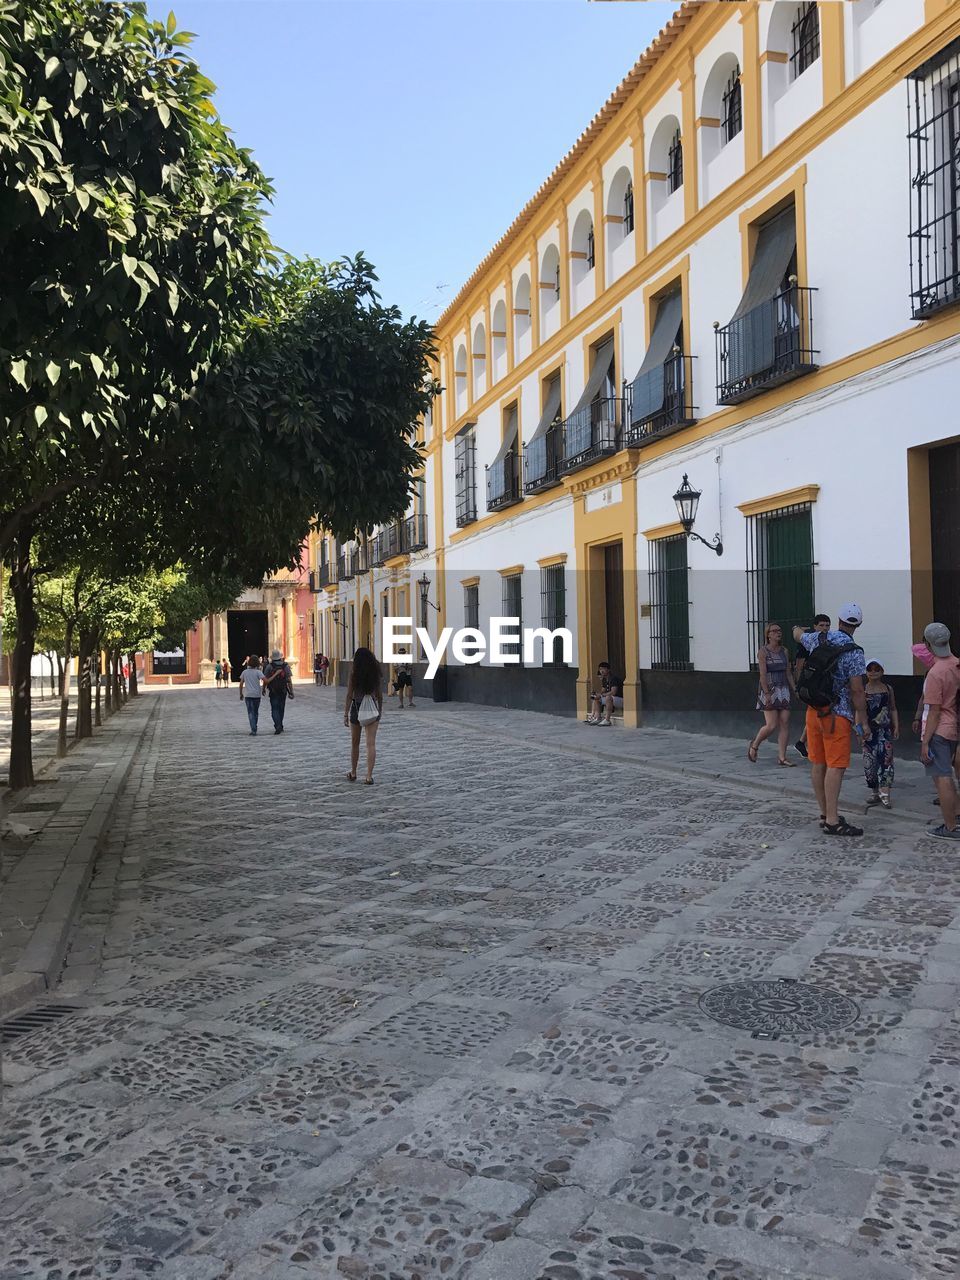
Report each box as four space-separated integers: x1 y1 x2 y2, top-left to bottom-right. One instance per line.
57 620 74 757
7 528 37 790
75 629 93 739
55 651 64 699
117 649 127 705
128 650 138 698
104 649 113 715
94 648 102 727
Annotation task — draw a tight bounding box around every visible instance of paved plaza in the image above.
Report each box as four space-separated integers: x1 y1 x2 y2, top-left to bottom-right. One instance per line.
1 685 958 1279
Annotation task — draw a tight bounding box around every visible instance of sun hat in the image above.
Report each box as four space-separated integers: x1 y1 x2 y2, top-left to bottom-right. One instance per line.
270 648 283 661
838 603 863 627
923 622 952 658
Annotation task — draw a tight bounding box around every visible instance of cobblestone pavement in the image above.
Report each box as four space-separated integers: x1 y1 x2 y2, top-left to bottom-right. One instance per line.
1 686 958 1279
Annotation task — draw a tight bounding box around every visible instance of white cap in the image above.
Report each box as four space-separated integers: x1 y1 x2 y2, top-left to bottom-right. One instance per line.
838 603 863 627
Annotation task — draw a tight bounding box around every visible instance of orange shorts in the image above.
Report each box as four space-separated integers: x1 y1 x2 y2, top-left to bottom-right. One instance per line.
805 706 852 769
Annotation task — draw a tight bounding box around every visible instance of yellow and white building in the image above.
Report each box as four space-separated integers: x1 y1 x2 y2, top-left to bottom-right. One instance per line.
316 0 960 731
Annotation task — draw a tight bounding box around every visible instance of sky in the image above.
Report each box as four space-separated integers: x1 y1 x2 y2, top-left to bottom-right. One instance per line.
170 0 677 322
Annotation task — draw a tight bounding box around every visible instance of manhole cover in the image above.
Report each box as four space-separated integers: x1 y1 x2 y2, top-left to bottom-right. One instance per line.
699 979 859 1037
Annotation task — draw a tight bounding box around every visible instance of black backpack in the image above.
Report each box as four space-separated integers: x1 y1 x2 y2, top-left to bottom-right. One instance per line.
796 635 861 710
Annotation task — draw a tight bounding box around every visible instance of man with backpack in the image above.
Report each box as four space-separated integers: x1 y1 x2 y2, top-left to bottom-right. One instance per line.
793 604 870 837
262 648 294 734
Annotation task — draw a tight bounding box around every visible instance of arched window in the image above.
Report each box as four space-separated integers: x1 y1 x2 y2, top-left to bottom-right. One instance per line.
667 129 683 194
722 64 742 143
791 1 820 78
623 180 634 233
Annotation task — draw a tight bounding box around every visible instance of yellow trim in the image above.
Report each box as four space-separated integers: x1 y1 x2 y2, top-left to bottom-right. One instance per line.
646 170 668 183
681 54 698 223
537 553 568 568
604 214 624 224
760 50 789 67
490 330 507 339
460 575 480 588
384 553 410 569
592 163 606 295
642 520 685 541
570 250 588 260
739 165 808 291
498 564 524 577
558 205 571 327
739 4 762 170
737 485 821 518
820 1 845 104
629 115 646 264
696 116 721 130
907 446 933 650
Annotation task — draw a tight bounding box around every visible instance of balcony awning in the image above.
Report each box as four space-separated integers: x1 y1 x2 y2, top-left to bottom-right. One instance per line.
630 291 682 425
569 338 614 418
489 404 519 469
526 376 562 446
726 206 797 381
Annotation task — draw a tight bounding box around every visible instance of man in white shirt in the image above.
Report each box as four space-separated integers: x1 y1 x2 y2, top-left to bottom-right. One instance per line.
239 657 264 735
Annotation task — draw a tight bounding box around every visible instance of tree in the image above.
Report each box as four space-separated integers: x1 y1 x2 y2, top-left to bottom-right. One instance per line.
0 0 275 558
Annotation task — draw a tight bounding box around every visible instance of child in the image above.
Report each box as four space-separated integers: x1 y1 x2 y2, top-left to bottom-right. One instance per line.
863 660 899 808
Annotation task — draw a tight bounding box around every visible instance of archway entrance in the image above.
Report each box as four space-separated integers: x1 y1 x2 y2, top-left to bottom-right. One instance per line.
227 610 268 681
360 600 373 651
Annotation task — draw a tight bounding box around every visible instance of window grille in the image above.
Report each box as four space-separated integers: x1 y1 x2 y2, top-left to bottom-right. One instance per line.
555 261 561 298
454 428 477 527
501 574 523 660
623 181 634 233
908 37 960 318
464 583 479 632
586 226 595 269
722 66 743 144
744 503 814 664
791 2 820 79
667 129 683 194
648 536 692 670
540 563 567 663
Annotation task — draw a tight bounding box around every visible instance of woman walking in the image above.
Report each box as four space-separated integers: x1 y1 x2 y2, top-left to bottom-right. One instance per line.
344 647 383 784
222 657 231 686
239 655 264 735
748 623 795 766
863 661 899 808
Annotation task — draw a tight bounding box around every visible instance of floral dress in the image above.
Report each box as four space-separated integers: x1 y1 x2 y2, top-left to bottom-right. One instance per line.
863 686 895 791
756 645 792 710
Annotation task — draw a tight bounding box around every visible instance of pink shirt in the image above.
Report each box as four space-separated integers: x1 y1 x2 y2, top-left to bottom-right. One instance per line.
923 657 960 742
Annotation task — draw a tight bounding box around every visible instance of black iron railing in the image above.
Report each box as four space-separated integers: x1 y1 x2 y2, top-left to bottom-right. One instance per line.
486 451 521 511
791 1 820 79
319 562 335 588
524 424 562 494
559 395 628 475
384 520 404 559
715 284 818 406
626 353 697 446
369 534 385 568
403 513 427 551
339 551 355 581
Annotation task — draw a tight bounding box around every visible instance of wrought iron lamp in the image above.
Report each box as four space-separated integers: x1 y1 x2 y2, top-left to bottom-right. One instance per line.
330 604 347 632
672 474 723 555
417 573 441 615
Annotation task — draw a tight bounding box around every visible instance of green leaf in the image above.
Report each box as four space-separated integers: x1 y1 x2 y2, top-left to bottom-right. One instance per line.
167 10 177 35
10 359 28 388
75 67 87 96
45 359 61 386
25 184 49 216
44 55 61 79
34 404 48 428
138 261 160 286
166 281 179 315
90 353 104 377
121 254 137 277
157 101 171 128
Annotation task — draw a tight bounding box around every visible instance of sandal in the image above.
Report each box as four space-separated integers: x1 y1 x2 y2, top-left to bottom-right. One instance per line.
819 813 847 829
747 742 759 763
346 772 357 782
823 818 863 837
363 778 374 785
777 758 795 767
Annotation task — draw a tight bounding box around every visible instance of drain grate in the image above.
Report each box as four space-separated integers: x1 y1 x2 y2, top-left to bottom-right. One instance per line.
1 1004 81 1044
699 979 859 1039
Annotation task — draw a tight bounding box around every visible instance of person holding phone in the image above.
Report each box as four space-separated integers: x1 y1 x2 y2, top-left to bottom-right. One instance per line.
585 662 623 726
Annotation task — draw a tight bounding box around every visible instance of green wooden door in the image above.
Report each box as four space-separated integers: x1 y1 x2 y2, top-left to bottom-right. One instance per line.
763 507 814 653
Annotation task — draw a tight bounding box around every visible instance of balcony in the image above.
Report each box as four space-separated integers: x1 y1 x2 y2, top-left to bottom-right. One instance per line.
383 520 404 559
625 352 697 446
338 551 354 581
403 512 427 552
318 561 335 588
523 425 562 495
559 395 628 476
715 285 818 406
486 452 521 512
369 534 386 568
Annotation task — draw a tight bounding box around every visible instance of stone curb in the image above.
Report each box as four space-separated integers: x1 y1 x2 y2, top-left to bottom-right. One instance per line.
0 695 160 1018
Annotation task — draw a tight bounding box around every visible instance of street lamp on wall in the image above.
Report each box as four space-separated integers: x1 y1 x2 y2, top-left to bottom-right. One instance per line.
672 474 723 556
417 574 441 616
